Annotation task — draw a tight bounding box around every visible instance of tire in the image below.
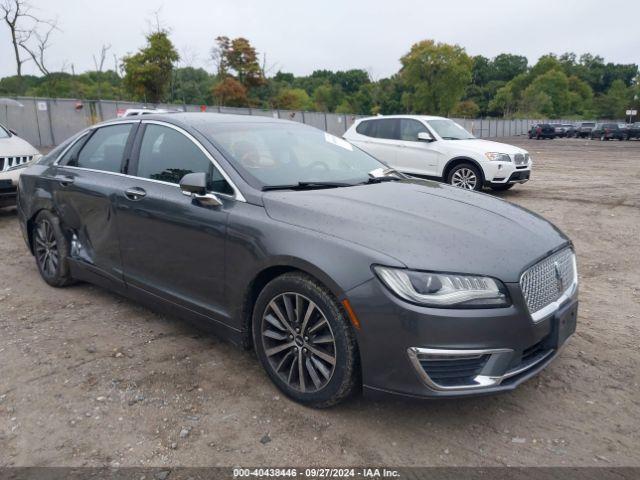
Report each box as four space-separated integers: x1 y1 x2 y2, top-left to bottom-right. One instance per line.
33 210 74 287
447 163 483 191
490 183 515 191
252 272 359 408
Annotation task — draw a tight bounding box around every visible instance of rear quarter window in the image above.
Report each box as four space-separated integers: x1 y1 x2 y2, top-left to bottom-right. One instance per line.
356 120 373 137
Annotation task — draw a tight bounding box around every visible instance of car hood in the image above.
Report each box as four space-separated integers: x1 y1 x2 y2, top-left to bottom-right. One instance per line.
263 180 569 282
444 139 527 155
0 135 39 157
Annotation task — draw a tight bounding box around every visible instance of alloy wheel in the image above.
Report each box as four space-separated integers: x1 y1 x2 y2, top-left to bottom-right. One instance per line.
451 168 478 190
35 219 59 277
260 292 337 393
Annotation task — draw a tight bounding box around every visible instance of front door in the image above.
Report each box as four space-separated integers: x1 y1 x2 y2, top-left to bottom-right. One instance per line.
395 118 441 176
116 122 237 322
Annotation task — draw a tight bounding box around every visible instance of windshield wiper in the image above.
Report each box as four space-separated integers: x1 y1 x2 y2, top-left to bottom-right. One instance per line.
361 176 403 184
262 181 353 191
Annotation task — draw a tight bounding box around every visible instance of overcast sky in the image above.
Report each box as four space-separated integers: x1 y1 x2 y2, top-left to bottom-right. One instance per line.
1 0 639 79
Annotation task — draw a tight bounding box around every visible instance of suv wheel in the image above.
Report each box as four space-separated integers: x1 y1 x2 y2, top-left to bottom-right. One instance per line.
33 210 74 287
252 272 359 408
448 163 482 191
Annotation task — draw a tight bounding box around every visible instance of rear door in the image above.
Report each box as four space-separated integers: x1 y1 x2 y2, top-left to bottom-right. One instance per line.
52 121 138 290
116 121 238 322
348 119 399 166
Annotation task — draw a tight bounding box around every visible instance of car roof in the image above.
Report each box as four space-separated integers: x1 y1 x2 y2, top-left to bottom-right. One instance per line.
356 114 447 122
93 112 303 129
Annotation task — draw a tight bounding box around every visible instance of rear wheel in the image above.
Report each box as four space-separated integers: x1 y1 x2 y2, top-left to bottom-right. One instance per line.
33 210 74 287
448 163 482 191
252 272 359 408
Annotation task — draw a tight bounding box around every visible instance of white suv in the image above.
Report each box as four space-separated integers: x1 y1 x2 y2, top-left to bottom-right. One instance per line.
344 115 532 191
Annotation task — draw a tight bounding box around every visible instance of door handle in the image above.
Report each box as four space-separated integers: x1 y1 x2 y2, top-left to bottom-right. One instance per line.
55 175 74 187
124 187 147 201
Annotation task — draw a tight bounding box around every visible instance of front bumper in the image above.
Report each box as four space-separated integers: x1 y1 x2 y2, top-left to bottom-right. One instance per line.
0 179 17 207
482 158 531 185
346 277 577 399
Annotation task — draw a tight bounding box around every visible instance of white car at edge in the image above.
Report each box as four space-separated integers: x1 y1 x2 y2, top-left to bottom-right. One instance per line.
343 115 532 191
1 123 41 208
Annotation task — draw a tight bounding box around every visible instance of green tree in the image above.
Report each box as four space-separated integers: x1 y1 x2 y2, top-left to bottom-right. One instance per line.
171 67 214 104
313 83 343 112
122 30 179 103
275 88 311 110
491 54 528 82
451 100 480 118
399 40 472 115
594 79 631 118
521 69 571 117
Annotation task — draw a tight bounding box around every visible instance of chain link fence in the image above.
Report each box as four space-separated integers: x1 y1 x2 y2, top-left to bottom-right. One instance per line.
1 96 550 148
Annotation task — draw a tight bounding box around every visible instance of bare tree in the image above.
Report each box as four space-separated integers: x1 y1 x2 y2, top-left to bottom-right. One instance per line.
1 0 58 77
179 45 198 68
92 43 112 72
19 19 58 75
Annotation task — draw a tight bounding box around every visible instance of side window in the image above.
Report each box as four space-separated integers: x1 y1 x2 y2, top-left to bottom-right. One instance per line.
356 120 372 137
400 119 427 141
58 133 89 165
374 119 400 140
136 124 233 195
74 124 133 173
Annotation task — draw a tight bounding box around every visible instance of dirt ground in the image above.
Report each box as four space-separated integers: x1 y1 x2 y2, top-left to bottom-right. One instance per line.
0 137 638 468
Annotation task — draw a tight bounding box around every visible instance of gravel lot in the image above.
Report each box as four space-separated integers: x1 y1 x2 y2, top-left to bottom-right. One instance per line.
0 137 638 468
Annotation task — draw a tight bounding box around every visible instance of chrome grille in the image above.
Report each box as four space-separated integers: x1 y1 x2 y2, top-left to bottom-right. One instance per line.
0 156 32 172
513 153 527 166
520 248 576 319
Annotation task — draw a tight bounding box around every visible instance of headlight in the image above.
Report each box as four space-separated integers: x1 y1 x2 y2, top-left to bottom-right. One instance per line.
485 152 511 162
373 266 510 308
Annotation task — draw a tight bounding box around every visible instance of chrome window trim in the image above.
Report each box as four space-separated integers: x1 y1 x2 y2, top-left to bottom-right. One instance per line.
53 119 246 202
139 120 246 202
53 130 92 165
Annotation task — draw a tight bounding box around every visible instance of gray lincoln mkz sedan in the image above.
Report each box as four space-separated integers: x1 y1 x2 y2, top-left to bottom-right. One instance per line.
17 113 578 407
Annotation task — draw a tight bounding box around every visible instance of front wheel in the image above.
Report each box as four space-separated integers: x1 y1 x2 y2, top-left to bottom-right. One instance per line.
252 272 359 408
33 210 74 287
448 163 483 191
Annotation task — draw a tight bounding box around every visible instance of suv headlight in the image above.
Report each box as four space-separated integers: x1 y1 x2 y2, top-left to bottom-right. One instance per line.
373 266 510 308
485 152 511 162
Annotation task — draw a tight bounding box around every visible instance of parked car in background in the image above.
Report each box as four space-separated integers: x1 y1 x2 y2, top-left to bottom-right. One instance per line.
0 123 41 208
528 123 555 139
625 122 640 140
344 115 532 191
550 123 567 138
562 124 577 138
575 122 596 138
590 123 627 141
16 113 578 407
118 108 179 118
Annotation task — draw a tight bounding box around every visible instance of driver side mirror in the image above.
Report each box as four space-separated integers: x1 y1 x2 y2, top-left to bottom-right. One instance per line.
9 129 18 136
179 172 222 207
417 132 434 142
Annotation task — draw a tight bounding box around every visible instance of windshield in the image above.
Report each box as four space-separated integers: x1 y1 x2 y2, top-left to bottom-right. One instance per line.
0 125 10 139
426 119 474 140
198 122 386 188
